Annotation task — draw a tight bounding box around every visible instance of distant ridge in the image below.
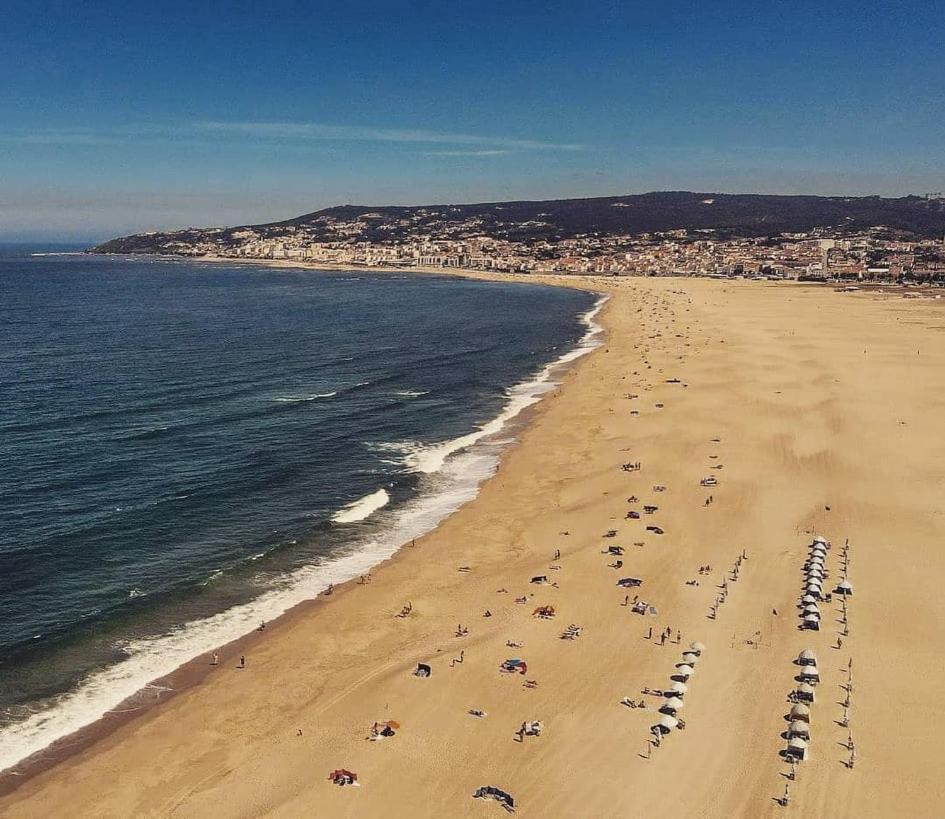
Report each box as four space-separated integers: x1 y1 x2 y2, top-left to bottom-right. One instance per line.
91 191 945 253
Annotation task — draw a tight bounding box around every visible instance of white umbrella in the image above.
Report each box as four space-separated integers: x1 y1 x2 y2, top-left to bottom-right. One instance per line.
798 649 817 665
667 681 688 696
688 641 705 655
787 737 808 759
801 594 818 605
662 697 685 712
681 652 699 665
796 683 815 701
836 579 854 595
675 664 694 678
812 536 829 546
800 666 820 681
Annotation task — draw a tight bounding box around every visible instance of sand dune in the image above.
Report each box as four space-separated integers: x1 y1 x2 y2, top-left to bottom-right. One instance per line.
3 276 944 818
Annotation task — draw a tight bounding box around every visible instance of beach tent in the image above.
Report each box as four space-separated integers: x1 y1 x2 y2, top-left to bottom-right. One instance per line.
805 584 823 597
801 594 818 605
414 663 431 678
836 579 854 596
530 575 548 584
798 666 820 683
675 664 695 678
786 737 809 761
667 680 688 696
797 649 818 666
795 683 816 703
501 659 528 675
802 604 821 618
802 614 820 630
812 536 829 547
681 652 699 666
789 703 811 722
688 641 706 656
789 720 811 740
806 567 825 579
661 697 685 715
654 714 679 734
806 553 826 563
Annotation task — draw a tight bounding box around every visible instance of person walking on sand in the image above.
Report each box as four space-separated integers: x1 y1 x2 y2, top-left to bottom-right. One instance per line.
647 626 653 639
239 655 245 669
659 633 666 646
211 652 219 666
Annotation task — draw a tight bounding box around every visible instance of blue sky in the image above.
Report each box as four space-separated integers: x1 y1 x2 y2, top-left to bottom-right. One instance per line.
1 0 943 241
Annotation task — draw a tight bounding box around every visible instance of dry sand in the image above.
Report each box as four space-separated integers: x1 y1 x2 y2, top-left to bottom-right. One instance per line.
3 275 944 818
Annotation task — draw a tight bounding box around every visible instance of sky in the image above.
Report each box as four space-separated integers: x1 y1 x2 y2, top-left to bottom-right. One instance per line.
1 0 943 241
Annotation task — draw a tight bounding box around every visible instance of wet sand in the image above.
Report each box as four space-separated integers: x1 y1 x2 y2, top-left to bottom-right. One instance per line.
3 275 944 817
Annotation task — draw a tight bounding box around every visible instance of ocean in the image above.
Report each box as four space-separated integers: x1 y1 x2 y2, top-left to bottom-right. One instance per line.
0 247 601 771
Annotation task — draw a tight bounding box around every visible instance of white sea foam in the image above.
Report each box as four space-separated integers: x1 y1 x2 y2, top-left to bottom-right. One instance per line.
331 488 391 524
0 291 607 775
273 391 337 402
393 390 430 398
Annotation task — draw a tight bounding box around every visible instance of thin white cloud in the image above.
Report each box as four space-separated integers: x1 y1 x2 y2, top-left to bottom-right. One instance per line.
195 121 583 151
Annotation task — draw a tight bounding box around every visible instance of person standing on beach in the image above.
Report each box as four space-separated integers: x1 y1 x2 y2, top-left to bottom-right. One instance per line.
211 652 219 666
239 655 246 669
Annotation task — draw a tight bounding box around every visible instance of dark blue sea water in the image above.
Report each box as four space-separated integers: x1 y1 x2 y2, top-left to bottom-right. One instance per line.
0 246 599 768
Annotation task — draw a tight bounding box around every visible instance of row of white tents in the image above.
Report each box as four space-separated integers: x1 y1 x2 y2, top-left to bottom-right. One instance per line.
800 537 830 630
786 648 821 760
652 641 704 736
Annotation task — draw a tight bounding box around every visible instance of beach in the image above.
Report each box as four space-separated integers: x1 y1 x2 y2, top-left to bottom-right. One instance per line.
3 274 944 817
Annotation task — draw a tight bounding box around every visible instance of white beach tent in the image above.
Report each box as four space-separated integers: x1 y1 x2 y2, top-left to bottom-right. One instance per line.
806 567 825 579
795 683 815 703
797 649 817 666
812 536 830 547
798 666 820 683
675 664 694 679
688 641 706 656
661 697 685 715
789 703 811 722
802 614 820 630
801 594 818 605
836 579 854 596
681 652 699 666
666 680 688 696
654 714 679 734
787 737 809 760
802 604 821 618
788 720 811 740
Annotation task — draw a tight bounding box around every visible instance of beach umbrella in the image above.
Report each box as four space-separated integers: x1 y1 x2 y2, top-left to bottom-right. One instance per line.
661 697 685 714
789 720 810 739
836 579 854 595
655 714 678 733
798 649 817 666
812 536 829 546
667 681 688 696
796 683 815 702
799 666 820 682
681 652 699 665
675 664 694 678
688 641 706 655
789 703 811 722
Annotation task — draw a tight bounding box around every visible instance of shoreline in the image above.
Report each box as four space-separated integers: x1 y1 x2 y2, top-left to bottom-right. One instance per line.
0 262 608 794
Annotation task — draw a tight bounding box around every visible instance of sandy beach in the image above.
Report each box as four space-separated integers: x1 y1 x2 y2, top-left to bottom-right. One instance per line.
3 273 945 818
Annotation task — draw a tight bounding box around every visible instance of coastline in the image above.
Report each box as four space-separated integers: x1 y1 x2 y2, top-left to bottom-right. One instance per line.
3 267 945 817
0 261 608 793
